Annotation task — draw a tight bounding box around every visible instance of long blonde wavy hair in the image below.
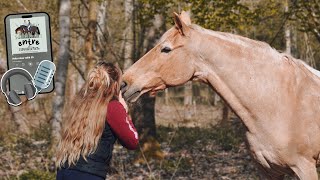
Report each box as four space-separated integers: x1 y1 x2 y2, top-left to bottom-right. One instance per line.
55 61 122 168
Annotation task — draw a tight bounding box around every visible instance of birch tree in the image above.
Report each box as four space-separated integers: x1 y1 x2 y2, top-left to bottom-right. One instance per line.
85 0 99 74
184 81 193 120
295 1 320 44
122 0 134 70
284 0 291 54
0 34 30 134
51 0 71 144
96 0 107 60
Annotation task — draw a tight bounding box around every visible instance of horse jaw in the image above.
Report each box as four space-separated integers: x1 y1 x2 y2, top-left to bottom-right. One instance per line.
124 84 167 103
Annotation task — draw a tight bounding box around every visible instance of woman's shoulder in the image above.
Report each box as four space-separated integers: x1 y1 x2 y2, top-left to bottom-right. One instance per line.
108 99 121 106
107 100 127 123
107 100 125 112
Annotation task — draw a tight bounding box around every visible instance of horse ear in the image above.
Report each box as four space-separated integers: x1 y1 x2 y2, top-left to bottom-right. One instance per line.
180 11 191 26
173 12 190 36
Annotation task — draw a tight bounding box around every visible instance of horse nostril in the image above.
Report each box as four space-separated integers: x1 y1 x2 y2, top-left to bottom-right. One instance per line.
120 81 127 91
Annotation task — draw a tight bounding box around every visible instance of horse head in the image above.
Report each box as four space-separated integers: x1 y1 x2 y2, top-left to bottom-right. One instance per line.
122 11 198 102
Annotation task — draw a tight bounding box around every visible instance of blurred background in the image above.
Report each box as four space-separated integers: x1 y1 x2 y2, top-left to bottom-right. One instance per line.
0 0 319 179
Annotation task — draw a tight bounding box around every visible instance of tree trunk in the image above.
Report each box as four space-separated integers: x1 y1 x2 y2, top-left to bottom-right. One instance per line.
291 27 298 58
0 35 30 133
51 0 71 145
221 102 230 126
67 3 80 102
184 81 193 120
184 82 192 106
304 33 316 68
67 63 77 102
284 0 291 54
164 89 169 105
132 14 166 161
134 14 165 140
96 0 107 60
122 0 134 70
142 14 165 52
9 106 30 134
85 0 99 74
213 92 220 106
133 94 156 140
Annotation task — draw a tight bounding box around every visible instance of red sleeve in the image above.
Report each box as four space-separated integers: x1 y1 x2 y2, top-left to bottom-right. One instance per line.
107 100 139 150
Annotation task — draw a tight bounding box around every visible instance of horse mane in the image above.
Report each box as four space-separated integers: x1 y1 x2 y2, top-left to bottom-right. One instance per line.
289 55 320 79
189 24 276 52
190 24 320 80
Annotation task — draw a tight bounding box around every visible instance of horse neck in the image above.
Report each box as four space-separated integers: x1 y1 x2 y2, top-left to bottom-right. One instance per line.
192 30 284 133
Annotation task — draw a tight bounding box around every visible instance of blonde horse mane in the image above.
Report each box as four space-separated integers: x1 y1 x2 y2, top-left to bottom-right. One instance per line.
190 24 320 80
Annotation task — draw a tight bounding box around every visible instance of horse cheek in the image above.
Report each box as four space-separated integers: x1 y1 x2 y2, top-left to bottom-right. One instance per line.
164 62 192 85
177 59 193 80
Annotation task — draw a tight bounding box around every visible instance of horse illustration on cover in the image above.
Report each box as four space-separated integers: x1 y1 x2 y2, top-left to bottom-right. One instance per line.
15 20 40 38
121 11 320 179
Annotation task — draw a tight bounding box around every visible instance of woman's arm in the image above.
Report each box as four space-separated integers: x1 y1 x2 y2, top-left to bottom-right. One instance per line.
107 101 139 150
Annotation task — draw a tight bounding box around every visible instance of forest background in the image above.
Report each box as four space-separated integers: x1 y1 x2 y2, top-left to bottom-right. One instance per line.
0 0 319 179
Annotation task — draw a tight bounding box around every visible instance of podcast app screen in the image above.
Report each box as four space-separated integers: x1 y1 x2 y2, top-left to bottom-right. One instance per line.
6 14 53 94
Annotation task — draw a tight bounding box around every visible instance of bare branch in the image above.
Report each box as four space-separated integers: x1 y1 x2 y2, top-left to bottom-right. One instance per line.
80 0 89 11
15 0 29 11
52 38 85 80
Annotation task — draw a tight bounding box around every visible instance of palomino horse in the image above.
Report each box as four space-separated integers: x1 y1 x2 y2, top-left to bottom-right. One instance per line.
121 11 320 179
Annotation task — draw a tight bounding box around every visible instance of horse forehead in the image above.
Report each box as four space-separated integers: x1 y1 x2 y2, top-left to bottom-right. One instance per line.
158 27 179 43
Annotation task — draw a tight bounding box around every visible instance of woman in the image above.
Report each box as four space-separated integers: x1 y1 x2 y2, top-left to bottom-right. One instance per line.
55 62 139 180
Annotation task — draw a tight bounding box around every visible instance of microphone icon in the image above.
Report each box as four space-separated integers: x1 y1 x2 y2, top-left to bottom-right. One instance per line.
0 60 56 106
33 60 56 93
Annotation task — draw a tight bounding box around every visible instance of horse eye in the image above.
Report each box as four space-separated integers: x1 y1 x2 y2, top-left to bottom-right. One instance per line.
161 47 172 53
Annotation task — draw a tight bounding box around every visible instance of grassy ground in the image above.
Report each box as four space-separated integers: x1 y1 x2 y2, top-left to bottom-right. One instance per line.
0 124 55 180
108 118 261 180
0 118 261 180
2 117 320 179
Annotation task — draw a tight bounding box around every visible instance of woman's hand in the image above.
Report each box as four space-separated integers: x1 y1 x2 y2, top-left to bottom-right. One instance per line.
119 91 128 113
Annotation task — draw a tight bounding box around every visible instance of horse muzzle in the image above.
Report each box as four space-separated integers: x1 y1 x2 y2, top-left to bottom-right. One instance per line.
121 81 142 102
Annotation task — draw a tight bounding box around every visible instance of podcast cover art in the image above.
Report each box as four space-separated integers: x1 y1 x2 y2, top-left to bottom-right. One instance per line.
10 16 48 55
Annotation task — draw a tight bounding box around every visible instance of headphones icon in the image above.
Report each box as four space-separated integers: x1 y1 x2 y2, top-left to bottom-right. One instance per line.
1 68 37 106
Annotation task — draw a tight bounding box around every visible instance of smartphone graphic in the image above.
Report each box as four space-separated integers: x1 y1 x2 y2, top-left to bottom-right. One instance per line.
4 12 54 95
